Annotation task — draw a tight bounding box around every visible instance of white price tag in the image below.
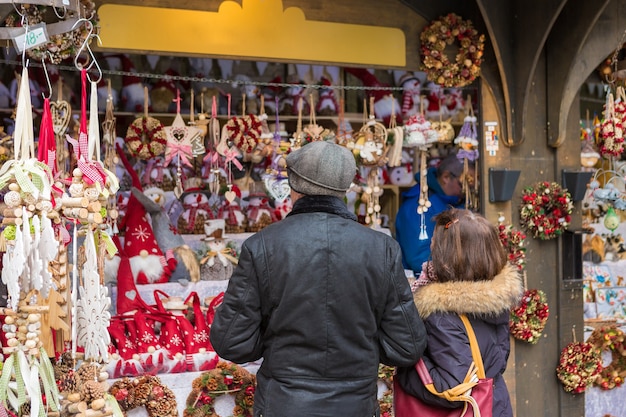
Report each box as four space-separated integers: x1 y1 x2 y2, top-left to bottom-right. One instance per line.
13 24 49 54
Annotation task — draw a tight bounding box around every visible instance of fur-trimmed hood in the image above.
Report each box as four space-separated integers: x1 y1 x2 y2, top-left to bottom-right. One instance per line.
414 263 523 319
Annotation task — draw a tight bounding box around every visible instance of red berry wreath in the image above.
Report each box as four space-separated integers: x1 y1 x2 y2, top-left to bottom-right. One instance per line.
125 116 168 160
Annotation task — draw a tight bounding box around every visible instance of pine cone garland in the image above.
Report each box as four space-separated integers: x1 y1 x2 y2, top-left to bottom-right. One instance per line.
110 379 135 411
133 380 152 407
109 375 176 417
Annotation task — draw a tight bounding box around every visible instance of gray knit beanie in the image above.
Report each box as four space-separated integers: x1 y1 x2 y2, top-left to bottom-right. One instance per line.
286 141 356 198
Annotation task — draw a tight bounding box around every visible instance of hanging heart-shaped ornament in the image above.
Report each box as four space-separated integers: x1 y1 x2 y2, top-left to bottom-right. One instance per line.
264 174 291 203
50 100 72 136
225 189 237 203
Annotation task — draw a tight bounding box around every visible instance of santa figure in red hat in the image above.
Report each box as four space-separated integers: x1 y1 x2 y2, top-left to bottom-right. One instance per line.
150 69 178 113
316 76 339 116
119 54 146 113
121 194 173 284
344 67 401 126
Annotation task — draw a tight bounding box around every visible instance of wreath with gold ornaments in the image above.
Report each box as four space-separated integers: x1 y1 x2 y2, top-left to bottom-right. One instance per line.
519 181 573 240
125 116 167 160
419 13 485 88
587 325 626 390
184 361 256 417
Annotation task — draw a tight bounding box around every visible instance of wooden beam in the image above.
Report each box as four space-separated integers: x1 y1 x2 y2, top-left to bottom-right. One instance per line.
546 1 615 147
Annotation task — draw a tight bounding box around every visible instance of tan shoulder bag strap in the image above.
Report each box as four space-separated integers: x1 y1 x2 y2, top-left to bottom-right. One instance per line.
459 314 486 379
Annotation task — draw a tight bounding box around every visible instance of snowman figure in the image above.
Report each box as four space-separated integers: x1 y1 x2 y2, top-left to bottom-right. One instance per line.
200 229 238 280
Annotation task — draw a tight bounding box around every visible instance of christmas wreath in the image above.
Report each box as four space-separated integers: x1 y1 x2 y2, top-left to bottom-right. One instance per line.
226 116 262 154
125 116 168 160
519 181 573 240
184 361 256 417
497 219 527 270
587 325 626 390
556 341 601 394
510 289 549 344
419 13 485 88
109 375 178 417
4 1 98 64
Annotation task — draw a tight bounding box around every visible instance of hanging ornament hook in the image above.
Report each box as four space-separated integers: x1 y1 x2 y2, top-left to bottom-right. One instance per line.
40 53 53 100
72 18 94 70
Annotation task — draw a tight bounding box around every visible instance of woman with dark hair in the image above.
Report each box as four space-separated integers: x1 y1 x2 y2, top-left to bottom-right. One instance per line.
396 208 523 417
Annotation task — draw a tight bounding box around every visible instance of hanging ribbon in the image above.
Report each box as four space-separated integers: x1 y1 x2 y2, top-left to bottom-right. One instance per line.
13 67 35 161
37 97 57 177
164 141 194 167
65 69 108 188
0 159 52 201
224 148 243 171
88 80 101 161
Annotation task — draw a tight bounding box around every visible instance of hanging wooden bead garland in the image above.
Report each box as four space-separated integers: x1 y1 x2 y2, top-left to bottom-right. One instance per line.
0 65 62 417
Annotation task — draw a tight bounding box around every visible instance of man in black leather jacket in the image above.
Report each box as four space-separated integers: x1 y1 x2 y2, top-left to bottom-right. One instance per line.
210 141 426 417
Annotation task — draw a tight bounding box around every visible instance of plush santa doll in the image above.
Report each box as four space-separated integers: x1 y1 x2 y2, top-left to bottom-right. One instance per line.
150 70 178 113
344 67 401 126
119 54 146 113
120 194 173 285
316 76 339 116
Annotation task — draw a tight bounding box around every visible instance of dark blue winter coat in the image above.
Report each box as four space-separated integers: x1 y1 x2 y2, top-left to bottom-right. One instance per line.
394 167 465 273
396 263 523 417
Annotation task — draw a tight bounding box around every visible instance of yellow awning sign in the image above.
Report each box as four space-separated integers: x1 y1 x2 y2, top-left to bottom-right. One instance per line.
97 0 406 67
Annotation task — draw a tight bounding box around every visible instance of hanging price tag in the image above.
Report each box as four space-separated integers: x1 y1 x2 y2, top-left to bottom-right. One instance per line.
13 24 49 54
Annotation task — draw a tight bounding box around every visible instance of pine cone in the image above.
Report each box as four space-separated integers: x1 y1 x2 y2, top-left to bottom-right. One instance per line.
53 351 76 380
81 380 105 403
133 381 152 407
58 370 80 394
76 362 100 384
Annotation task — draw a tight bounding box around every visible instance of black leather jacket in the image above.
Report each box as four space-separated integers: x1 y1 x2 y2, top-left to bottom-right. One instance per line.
210 195 426 417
